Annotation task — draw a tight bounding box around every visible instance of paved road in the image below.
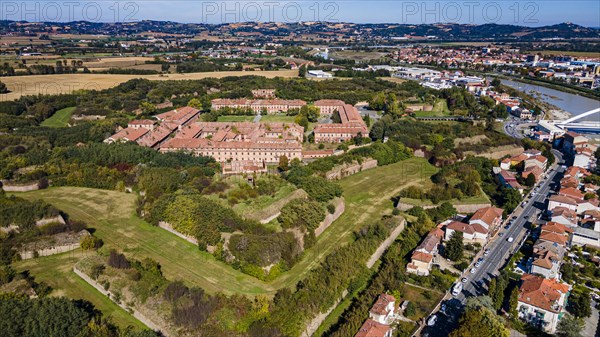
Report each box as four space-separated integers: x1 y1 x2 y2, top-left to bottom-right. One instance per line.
422 150 564 337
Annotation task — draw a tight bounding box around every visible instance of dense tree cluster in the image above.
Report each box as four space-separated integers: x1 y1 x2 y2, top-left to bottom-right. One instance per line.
0 293 159 337
0 192 59 229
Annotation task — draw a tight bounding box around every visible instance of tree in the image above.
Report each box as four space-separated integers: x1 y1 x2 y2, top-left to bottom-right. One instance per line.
491 78 502 87
556 315 585 337
188 98 202 109
450 304 509 337
508 287 519 318
487 278 497 301
80 235 103 251
445 231 464 261
139 101 156 115
0 81 8 94
525 173 536 187
567 288 592 318
278 155 289 171
299 64 307 77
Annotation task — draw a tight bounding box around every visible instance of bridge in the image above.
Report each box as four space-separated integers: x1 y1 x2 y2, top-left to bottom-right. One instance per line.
553 107 600 134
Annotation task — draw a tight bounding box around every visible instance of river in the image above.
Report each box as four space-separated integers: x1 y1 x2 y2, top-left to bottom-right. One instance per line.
501 79 600 121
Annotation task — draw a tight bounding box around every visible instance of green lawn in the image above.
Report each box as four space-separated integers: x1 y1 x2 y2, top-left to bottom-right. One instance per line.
41 107 75 127
413 99 451 117
16 187 274 296
13 251 145 329
217 115 255 122
14 158 436 302
402 283 444 321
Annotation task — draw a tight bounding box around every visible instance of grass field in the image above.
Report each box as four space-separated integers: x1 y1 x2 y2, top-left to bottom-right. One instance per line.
13 158 437 322
40 107 76 127
14 251 145 329
0 70 299 101
413 99 451 117
402 283 444 321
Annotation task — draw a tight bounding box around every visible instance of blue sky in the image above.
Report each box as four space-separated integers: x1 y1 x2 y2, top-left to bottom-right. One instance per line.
3 1 599 27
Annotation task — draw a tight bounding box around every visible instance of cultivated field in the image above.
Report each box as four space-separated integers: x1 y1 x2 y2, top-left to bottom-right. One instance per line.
0 69 299 101
40 107 75 127
13 158 437 321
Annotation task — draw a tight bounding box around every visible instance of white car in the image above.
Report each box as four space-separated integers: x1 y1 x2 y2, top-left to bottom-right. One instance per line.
507 237 514 243
470 268 477 274
427 315 438 326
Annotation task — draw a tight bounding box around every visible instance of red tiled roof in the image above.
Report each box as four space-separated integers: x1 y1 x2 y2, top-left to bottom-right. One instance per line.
539 232 568 246
542 222 573 234
559 187 585 201
519 274 570 313
446 221 488 235
109 127 149 142
412 251 433 263
370 294 395 316
128 119 155 125
549 195 578 206
354 319 391 337
470 207 503 227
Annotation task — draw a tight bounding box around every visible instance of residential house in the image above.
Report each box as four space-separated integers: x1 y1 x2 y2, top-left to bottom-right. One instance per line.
407 228 443 276
576 198 600 215
469 206 504 231
498 170 525 193
444 221 488 245
550 207 578 227
522 166 544 183
530 240 565 279
538 222 572 247
369 294 396 324
524 155 548 171
574 147 594 169
548 195 578 213
517 273 570 334
558 187 585 201
354 319 392 337
581 210 600 231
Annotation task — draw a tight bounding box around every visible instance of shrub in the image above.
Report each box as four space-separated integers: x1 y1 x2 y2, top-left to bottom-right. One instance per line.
90 264 105 280
164 281 189 303
327 203 336 214
405 301 416 317
38 222 67 235
107 250 130 269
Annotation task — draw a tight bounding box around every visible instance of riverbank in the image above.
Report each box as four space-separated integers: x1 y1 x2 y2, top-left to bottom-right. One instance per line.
490 74 600 101
545 108 572 121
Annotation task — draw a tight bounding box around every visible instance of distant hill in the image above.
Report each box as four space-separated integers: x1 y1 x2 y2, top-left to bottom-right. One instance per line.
0 20 598 41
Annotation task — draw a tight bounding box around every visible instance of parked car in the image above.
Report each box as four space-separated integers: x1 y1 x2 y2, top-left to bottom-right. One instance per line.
427 315 438 326
461 277 468 283
484 249 490 256
507 237 514 243
470 268 477 274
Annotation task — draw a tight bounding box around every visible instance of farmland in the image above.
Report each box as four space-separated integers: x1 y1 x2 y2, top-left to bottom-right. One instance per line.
0 69 299 101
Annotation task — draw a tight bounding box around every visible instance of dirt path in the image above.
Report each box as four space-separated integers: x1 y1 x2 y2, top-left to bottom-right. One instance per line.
366 219 406 268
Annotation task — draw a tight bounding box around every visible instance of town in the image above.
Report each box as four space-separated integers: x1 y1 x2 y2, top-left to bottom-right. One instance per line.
0 12 599 337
